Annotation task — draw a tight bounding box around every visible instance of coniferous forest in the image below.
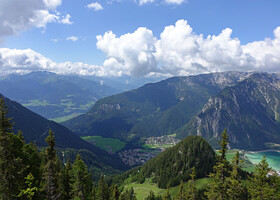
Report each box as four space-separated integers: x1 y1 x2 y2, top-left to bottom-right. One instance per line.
1 97 280 200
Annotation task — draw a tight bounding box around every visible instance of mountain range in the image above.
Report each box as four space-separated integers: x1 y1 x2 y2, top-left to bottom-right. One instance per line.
178 73 280 150
63 72 280 150
0 93 126 171
0 72 164 122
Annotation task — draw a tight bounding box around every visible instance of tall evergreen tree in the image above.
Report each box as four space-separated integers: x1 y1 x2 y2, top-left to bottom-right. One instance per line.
70 154 93 200
248 156 275 199
0 98 24 200
97 175 109 200
18 173 39 200
120 188 137 200
43 129 60 200
112 184 120 200
185 167 198 200
205 129 230 200
175 180 185 200
226 151 245 200
162 186 171 200
145 190 156 200
60 158 73 200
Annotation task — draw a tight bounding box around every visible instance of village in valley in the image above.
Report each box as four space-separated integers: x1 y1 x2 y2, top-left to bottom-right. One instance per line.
118 135 181 167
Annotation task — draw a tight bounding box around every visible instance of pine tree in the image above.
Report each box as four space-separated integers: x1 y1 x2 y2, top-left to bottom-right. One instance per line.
18 173 39 200
120 187 137 200
185 167 198 200
43 129 60 200
0 98 24 200
205 129 230 200
226 151 245 200
71 154 93 200
248 156 275 199
112 184 120 200
145 190 156 200
60 158 73 200
162 186 171 200
97 175 109 200
175 180 185 200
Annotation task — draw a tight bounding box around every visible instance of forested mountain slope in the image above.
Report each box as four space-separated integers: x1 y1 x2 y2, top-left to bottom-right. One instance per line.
113 136 216 189
0 94 126 170
63 72 249 140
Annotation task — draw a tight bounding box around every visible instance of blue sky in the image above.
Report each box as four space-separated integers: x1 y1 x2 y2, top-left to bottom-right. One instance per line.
0 0 280 77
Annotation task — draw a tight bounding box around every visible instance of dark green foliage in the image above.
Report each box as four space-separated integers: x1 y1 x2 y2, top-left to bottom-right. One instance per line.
70 154 93 200
162 186 171 200
138 136 216 188
205 129 231 200
97 175 109 200
120 188 137 200
18 173 39 200
112 184 120 200
0 98 24 199
226 151 246 200
185 167 198 200
174 181 185 200
248 156 277 199
60 159 73 200
43 129 60 200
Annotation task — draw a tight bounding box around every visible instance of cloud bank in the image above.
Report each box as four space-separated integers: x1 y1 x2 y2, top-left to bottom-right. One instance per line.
1 20 280 77
97 20 280 77
0 0 71 39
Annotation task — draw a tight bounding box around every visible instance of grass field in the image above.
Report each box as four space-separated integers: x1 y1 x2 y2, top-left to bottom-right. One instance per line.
52 113 82 123
81 136 126 153
22 99 57 107
123 178 212 200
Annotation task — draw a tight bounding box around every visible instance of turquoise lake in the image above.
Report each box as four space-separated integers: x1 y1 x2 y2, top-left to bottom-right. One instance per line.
245 151 280 171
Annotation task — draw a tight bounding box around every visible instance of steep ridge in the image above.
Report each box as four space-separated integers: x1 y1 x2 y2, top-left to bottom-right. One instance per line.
178 73 280 150
63 72 249 140
0 94 126 170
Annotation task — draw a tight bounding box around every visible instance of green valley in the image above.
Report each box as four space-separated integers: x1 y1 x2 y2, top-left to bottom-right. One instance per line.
82 136 126 153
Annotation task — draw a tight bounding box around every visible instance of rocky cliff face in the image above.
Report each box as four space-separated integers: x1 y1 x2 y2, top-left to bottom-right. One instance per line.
179 73 280 150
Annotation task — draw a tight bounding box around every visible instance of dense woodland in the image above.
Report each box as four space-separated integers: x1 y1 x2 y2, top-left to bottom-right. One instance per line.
1 97 280 200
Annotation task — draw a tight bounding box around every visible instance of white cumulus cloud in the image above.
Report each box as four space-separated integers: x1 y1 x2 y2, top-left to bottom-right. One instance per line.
1 20 280 77
0 0 71 39
164 0 185 5
138 0 185 5
66 36 79 42
139 0 155 5
60 14 73 25
96 27 158 77
0 48 109 76
87 2 103 11
96 19 280 77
